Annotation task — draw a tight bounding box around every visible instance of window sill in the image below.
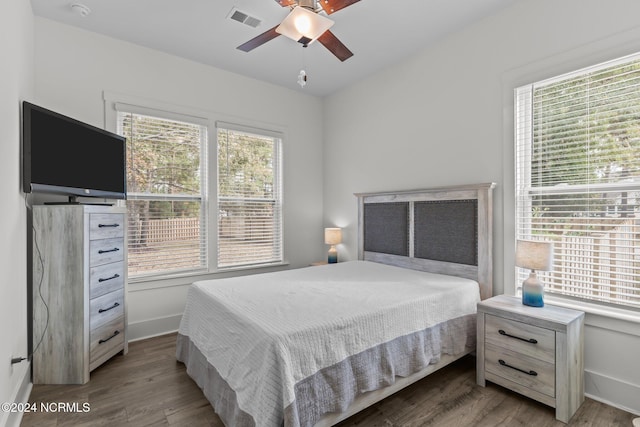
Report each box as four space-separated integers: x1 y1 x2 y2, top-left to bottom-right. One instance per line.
543 294 640 337
128 261 290 292
215 261 290 274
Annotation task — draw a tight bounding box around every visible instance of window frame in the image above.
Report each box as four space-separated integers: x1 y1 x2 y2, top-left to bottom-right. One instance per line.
215 121 284 270
513 52 640 312
103 92 288 286
116 104 210 282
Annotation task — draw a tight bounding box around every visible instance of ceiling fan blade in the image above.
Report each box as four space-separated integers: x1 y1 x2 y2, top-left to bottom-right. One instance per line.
317 30 353 61
275 0 297 6
319 0 361 15
237 25 281 52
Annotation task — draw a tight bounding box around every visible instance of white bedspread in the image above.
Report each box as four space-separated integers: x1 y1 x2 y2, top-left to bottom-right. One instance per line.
178 260 480 427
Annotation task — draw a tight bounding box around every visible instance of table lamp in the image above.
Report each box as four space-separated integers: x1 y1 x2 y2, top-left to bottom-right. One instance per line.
515 239 554 307
324 228 342 264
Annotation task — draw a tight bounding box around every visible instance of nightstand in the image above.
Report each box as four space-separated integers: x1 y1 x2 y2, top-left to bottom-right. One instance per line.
310 261 328 266
476 295 585 423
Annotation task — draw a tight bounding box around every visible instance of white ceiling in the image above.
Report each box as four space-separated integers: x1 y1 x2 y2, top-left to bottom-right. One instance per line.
30 0 520 97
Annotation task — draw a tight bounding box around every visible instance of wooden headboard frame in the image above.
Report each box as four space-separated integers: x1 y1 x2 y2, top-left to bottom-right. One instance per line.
355 183 495 300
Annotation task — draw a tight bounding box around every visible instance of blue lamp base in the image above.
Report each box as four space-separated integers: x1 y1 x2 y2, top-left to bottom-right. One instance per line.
522 271 544 307
328 246 338 264
522 291 544 307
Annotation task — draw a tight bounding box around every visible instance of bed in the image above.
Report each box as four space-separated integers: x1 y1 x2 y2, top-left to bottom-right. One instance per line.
176 182 495 427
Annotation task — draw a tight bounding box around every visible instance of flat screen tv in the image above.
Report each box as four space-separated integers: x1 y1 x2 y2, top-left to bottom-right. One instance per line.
22 101 127 202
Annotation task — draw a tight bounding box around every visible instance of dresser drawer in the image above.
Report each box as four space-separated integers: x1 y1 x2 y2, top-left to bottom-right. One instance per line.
89 316 125 370
89 213 125 240
89 238 125 267
485 343 555 398
89 262 124 299
90 289 124 330
485 314 555 363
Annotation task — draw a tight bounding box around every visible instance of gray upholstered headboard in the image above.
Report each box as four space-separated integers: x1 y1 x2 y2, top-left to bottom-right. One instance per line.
355 183 495 300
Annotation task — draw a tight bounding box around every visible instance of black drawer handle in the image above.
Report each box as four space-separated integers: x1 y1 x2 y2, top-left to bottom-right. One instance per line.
498 329 538 344
499 359 538 376
99 330 120 344
98 247 120 254
98 273 120 283
98 302 120 313
98 223 120 228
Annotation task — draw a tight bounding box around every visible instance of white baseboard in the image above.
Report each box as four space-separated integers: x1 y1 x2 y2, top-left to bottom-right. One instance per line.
2 361 32 427
585 369 640 416
127 313 182 342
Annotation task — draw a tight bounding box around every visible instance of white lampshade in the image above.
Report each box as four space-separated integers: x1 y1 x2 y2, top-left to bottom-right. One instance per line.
515 240 554 271
276 6 334 46
324 228 342 245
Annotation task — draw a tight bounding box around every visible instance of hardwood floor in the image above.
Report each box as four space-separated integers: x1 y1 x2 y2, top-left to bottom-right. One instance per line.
21 333 635 427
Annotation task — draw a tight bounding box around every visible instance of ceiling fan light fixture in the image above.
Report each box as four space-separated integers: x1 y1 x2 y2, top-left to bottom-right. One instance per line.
276 6 334 46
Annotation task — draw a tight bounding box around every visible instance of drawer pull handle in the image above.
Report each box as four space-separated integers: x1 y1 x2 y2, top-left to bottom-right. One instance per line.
98 302 120 313
98 247 120 254
99 330 120 344
498 329 538 344
98 223 120 228
499 359 538 376
98 273 120 283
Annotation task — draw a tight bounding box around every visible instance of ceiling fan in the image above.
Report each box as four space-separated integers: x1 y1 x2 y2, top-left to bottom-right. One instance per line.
236 0 360 62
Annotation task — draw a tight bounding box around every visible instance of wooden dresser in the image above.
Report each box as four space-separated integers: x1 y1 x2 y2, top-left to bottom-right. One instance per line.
476 295 584 423
32 204 127 384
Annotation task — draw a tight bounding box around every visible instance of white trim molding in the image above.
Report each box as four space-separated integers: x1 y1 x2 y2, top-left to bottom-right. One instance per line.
127 314 183 342
2 361 32 427
585 370 640 416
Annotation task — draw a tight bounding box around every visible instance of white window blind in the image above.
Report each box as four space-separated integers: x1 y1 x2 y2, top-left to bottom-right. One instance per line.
515 53 640 309
117 109 208 279
217 123 282 268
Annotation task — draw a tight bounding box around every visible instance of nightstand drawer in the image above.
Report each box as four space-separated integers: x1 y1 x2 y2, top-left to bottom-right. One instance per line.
485 343 555 398
485 314 555 364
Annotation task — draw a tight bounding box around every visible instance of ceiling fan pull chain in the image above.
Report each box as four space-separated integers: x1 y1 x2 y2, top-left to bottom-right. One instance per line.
298 70 308 87
298 43 308 88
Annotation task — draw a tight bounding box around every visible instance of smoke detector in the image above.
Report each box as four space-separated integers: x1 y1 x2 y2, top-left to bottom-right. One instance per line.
71 3 91 18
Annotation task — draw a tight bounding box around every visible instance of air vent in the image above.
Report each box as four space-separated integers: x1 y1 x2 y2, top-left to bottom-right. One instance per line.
228 7 262 28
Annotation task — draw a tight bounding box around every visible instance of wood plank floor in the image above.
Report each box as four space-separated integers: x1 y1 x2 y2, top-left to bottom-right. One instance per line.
21 333 635 427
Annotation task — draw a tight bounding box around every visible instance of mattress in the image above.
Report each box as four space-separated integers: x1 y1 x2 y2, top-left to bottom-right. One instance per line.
176 260 480 427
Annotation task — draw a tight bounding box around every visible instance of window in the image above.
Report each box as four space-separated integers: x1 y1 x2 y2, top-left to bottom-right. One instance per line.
217 123 283 269
515 53 640 309
117 109 208 279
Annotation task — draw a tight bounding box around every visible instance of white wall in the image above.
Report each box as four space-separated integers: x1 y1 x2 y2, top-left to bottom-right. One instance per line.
324 0 640 415
0 0 34 426
33 17 325 340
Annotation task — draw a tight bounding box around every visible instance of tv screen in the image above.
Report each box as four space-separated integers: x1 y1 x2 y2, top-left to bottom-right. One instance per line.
22 101 126 201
